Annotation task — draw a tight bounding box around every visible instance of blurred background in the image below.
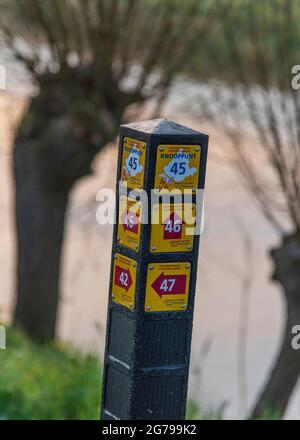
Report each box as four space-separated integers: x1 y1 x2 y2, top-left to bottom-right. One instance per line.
0 0 299 420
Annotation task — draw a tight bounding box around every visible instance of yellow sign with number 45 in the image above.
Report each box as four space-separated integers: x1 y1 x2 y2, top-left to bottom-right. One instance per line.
154 144 201 192
120 137 146 190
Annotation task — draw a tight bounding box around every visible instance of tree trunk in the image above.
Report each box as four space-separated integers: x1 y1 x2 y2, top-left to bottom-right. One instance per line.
12 76 113 341
250 233 300 419
13 152 68 341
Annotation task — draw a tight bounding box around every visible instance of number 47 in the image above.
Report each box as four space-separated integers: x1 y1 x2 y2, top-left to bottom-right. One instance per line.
160 278 176 292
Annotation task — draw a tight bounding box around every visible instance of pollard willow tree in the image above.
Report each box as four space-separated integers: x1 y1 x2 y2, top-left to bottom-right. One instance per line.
0 0 212 341
192 0 300 419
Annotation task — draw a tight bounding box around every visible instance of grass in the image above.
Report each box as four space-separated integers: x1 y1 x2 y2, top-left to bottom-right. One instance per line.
0 327 221 420
0 328 102 420
186 400 224 420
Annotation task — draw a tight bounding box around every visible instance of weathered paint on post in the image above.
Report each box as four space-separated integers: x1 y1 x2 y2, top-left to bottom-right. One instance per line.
101 119 209 420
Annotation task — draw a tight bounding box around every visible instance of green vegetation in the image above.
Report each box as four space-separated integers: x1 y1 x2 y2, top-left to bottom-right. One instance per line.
0 328 101 420
0 327 223 420
252 408 282 421
186 400 224 420
190 0 300 88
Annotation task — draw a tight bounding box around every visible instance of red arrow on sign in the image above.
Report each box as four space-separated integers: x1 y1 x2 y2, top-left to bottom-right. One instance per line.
151 272 186 298
121 209 139 234
163 211 185 240
114 266 133 292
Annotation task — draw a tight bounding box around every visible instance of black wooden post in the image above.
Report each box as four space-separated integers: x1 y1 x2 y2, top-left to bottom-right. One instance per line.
101 119 209 420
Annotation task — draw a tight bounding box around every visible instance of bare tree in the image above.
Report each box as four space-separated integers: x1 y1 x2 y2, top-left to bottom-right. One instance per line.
0 0 213 341
191 0 300 418
236 221 254 419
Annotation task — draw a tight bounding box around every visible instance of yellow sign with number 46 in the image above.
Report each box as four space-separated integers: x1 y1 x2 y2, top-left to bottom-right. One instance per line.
150 203 196 253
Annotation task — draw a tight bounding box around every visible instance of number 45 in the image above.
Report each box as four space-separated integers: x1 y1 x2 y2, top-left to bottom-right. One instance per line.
170 162 186 175
128 157 138 170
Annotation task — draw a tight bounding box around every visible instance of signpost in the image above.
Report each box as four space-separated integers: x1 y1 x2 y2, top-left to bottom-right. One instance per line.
101 119 209 420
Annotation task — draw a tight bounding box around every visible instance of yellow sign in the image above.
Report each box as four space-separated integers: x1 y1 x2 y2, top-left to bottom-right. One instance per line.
150 203 195 253
145 262 191 312
118 196 142 251
154 144 201 192
112 254 137 310
120 137 146 189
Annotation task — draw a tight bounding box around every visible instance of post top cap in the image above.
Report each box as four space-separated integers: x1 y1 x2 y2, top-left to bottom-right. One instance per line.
121 118 206 137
